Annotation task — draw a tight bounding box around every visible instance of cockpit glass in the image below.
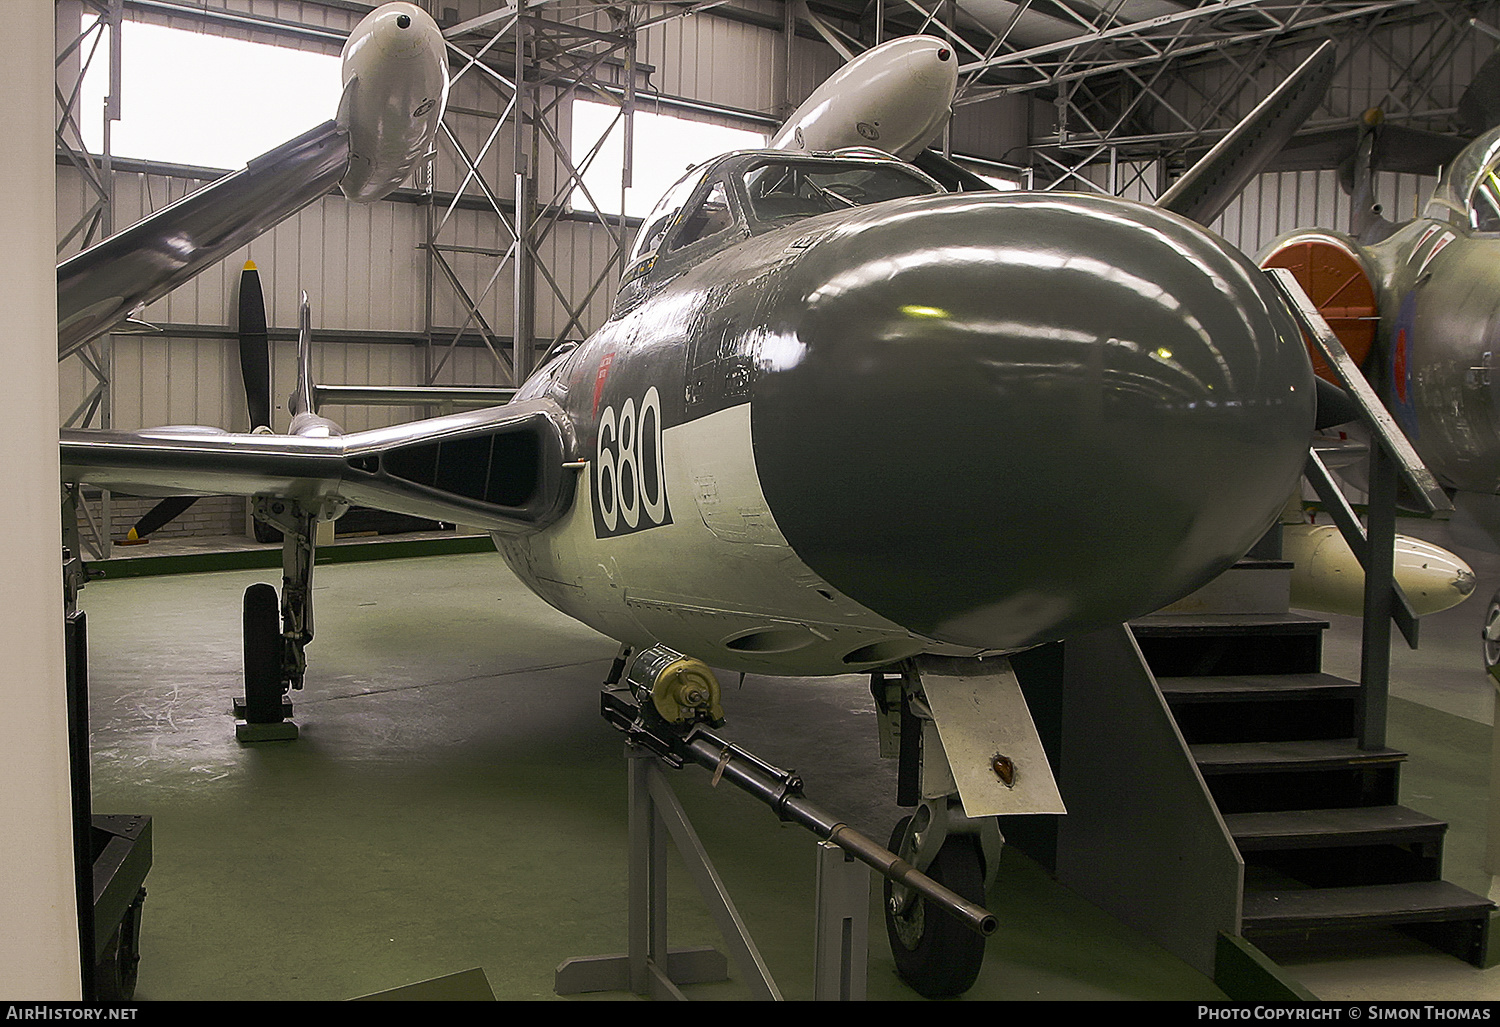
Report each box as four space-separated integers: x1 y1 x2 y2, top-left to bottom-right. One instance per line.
629 166 709 263
1471 164 1500 232
668 181 734 252
741 161 938 223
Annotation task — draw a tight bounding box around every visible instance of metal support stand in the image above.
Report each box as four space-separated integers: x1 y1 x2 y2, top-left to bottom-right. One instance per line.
555 744 873 1000
813 842 869 1001
573 658 990 999
553 745 745 999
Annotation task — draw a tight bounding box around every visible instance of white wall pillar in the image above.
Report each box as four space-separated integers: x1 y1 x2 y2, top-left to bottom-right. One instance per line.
0 0 83 1000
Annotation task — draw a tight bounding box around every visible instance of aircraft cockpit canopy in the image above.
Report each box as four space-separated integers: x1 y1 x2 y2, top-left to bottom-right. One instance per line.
739 158 938 223
1470 163 1500 233
1427 125 1500 231
609 149 936 311
620 151 942 305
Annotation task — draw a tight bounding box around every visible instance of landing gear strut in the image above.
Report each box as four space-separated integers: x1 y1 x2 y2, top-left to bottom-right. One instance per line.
235 496 341 740
872 660 1012 998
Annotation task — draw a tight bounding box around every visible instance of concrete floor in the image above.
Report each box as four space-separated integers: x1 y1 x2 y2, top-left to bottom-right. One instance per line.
76 519 1500 1001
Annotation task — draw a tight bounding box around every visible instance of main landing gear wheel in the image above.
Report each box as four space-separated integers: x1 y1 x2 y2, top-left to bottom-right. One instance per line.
884 815 987 998
241 582 285 724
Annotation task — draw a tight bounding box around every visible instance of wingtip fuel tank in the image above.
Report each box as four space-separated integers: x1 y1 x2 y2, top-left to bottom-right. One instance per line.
769 35 957 158
337 2 449 202
56 2 451 354
1286 523 1476 617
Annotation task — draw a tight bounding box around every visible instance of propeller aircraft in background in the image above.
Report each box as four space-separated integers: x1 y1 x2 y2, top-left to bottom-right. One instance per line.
56 6 1356 996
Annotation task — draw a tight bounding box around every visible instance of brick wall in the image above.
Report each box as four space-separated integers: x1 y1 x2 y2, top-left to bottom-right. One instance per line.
89 495 247 541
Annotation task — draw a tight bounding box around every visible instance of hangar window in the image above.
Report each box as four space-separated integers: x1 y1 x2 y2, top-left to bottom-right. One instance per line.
571 99 766 218
78 19 341 170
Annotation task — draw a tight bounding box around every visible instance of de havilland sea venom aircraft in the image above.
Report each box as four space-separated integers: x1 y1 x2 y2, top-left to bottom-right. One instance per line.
56 3 1349 998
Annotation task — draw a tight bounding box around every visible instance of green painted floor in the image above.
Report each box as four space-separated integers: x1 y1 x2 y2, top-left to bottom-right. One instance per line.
76 521 1500 1001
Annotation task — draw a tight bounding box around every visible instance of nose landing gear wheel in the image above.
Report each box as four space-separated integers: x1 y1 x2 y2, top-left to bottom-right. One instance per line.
884 815 987 998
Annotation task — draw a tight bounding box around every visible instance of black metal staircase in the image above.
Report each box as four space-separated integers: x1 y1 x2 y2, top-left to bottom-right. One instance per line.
998 270 1496 995
1132 606 1494 968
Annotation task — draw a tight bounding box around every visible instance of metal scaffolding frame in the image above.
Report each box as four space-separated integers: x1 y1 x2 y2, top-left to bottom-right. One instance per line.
794 0 1480 194
427 1 644 388
56 0 122 559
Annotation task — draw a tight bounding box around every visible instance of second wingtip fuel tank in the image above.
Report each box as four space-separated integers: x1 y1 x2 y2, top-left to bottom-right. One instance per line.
769 35 958 158
337 2 449 202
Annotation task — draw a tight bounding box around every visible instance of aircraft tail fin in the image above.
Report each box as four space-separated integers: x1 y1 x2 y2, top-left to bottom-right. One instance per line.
1158 40 1337 226
288 294 344 439
910 149 999 191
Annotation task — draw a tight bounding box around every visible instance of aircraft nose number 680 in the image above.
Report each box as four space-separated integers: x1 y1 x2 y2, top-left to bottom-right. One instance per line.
595 387 670 537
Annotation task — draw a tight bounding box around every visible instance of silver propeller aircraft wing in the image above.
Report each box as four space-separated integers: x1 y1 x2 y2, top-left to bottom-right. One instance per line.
58 3 448 360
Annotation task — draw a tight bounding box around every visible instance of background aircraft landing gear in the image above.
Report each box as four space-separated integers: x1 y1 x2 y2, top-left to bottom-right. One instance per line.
235 497 334 741
885 810 987 998
237 582 292 733
1484 591 1500 685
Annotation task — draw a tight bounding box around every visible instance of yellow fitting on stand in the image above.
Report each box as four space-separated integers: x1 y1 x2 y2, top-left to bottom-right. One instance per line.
650 656 725 725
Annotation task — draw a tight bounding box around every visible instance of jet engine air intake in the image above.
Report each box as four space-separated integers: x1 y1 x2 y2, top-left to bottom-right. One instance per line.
377 430 541 508
342 404 574 531
1260 234 1378 384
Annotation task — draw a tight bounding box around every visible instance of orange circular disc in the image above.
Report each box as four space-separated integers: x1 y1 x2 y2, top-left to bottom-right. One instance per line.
1260 238 1377 383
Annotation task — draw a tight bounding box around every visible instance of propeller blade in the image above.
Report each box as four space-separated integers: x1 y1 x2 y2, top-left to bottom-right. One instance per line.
238 260 272 432
119 495 200 544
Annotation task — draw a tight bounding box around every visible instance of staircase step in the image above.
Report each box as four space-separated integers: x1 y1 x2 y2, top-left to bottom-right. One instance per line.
1161 673 1361 744
1226 805 1447 852
1131 614 1329 676
1155 560 1293 616
1159 673 1359 703
1242 880 1495 934
1193 738 1406 774
1132 613 1330 636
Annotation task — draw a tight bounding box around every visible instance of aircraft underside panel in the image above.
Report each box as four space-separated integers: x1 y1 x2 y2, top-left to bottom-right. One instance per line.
493 402 972 676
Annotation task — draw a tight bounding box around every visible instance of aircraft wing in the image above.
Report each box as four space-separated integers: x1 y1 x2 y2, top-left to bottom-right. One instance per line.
1266 123 1471 177
61 398 578 535
57 121 351 361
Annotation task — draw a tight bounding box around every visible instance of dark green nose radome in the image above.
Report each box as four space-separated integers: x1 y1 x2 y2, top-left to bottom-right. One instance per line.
750 192 1315 651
